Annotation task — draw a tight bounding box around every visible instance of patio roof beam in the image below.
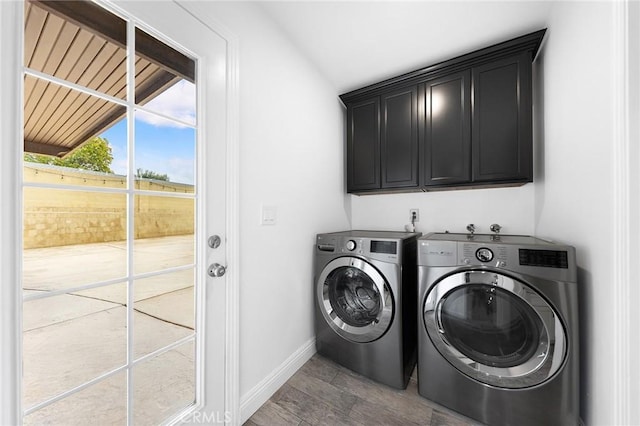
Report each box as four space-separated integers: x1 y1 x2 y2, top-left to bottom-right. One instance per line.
24 140 71 157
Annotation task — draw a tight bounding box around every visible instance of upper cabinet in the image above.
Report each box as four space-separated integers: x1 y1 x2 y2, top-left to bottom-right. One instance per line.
346 86 418 192
381 86 419 189
472 53 532 183
347 97 380 191
421 70 471 187
340 29 545 194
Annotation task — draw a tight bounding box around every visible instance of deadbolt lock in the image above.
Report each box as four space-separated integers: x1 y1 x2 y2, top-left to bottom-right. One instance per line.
208 235 222 249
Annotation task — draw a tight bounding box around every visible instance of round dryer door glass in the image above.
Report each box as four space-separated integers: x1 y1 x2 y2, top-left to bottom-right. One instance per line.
317 257 393 343
424 270 567 388
439 284 541 368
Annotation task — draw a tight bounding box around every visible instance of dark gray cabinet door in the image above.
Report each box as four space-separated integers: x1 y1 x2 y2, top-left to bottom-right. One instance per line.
347 98 380 191
422 71 471 186
381 87 418 189
472 53 533 183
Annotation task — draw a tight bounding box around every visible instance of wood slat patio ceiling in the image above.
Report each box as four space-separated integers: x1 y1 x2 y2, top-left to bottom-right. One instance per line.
24 0 195 157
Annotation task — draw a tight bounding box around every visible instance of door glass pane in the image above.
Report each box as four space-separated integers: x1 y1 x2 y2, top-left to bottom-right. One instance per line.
23 75 127 167
439 284 542 367
135 26 196 125
23 371 127 426
134 194 194 274
134 111 196 187
134 269 195 359
23 188 127 292
24 1 127 100
24 117 128 189
133 341 196 425
22 284 126 408
326 266 381 327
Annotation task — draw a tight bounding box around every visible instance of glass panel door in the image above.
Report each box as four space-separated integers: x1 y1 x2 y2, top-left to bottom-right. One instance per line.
21 1 200 423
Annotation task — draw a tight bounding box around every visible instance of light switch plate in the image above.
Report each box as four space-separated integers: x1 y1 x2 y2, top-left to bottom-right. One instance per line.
261 205 277 225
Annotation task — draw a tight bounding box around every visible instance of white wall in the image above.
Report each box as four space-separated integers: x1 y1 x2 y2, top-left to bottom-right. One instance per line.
350 186 535 236
180 0 350 416
534 2 624 424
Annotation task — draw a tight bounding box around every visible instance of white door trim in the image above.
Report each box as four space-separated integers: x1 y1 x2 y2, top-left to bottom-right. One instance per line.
0 1 23 424
219 21 241 426
611 1 640 425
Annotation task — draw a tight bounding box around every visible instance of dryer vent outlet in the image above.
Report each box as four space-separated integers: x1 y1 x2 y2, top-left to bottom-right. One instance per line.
410 209 419 222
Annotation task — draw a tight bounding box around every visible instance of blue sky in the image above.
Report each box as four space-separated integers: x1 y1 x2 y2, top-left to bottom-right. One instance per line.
100 80 196 185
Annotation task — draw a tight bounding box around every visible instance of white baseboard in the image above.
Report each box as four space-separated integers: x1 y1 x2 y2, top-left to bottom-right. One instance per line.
239 337 316 424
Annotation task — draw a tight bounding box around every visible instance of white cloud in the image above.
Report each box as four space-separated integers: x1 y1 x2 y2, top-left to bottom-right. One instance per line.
112 158 128 176
138 80 196 127
166 157 195 185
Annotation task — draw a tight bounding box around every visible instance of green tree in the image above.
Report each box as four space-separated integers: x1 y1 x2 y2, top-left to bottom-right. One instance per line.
136 168 170 182
24 136 114 173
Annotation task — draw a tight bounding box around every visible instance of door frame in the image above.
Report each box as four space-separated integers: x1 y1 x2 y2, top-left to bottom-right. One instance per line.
0 0 240 423
0 1 23 424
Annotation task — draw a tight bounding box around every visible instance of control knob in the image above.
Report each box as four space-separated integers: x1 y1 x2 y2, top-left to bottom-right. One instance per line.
346 240 357 251
476 248 494 262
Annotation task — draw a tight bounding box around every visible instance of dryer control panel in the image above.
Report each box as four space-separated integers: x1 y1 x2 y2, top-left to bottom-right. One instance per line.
418 240 509 268
418 240 457 267
417 233 577 282
461 243 509 267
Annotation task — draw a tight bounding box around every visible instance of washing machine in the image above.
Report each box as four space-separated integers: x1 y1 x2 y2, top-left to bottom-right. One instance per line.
314 230 420 389
417 232 579 426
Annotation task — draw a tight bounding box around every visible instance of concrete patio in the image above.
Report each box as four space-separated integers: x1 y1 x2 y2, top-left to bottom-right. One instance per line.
22 235 197 425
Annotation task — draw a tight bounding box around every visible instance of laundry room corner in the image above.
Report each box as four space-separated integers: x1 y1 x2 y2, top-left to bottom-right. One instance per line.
531 1 639 424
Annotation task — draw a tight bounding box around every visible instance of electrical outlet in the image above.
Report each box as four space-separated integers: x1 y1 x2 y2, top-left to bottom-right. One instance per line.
410 209 419 222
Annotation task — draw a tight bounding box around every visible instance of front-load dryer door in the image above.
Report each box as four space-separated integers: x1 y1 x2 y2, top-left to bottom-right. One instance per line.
317 257 393 343
423 270 566 388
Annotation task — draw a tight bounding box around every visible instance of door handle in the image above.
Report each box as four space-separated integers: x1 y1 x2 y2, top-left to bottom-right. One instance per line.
208 263 226 278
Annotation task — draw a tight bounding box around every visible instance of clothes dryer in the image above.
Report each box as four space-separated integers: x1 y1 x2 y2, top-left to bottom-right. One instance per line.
314 230 420 389
417 232 579 426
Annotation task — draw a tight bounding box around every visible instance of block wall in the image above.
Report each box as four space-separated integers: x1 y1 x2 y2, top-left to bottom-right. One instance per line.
23 164 194 249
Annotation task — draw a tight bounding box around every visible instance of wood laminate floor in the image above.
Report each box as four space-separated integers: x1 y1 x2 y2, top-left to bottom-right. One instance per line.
244 354 480 426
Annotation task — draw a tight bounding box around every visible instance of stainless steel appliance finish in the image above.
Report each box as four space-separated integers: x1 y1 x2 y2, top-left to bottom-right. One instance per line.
417 232 579 426
314 230 420 389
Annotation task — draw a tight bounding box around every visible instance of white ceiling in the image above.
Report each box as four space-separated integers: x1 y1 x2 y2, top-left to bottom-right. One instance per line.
258 1 553 94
